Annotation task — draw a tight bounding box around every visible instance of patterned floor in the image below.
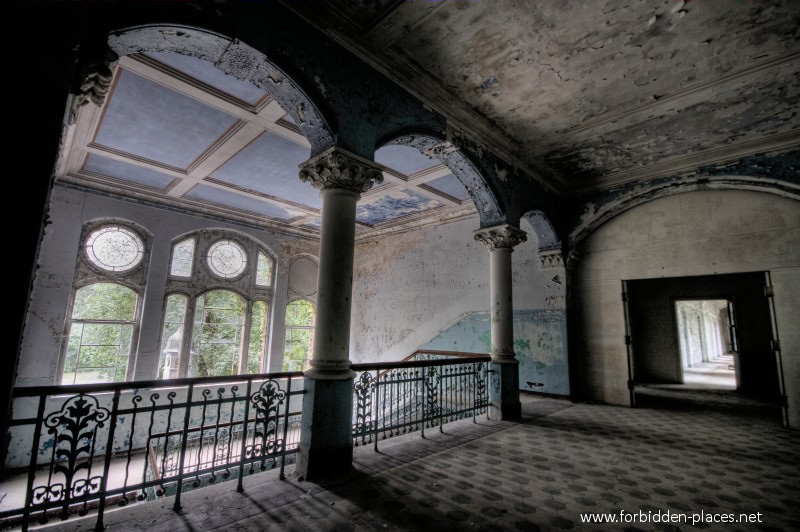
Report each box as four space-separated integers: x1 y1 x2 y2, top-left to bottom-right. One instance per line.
41 396 799 532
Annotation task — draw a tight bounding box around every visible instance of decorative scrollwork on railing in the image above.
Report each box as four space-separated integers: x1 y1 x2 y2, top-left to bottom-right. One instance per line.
424 366 440 424
7 372 304 531
246 380 287 471
351 355 491 450
33 394 110 521
474 363 488 411
352 371 375 445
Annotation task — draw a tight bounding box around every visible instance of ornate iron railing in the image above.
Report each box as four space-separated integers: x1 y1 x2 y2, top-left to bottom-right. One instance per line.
1 372 304 531
351 351 491 449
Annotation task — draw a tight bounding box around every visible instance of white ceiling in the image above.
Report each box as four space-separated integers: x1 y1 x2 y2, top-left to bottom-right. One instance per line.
59 52 476 238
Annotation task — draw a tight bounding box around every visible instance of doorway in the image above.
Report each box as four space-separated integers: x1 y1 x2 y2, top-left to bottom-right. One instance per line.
623 273 784 420
674 299 737 389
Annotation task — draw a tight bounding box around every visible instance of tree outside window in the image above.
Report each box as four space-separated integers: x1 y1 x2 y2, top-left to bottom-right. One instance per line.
283 300 314 372
63 283 139 384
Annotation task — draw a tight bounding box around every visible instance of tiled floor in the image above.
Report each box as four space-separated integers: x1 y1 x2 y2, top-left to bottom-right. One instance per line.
38 396 799 531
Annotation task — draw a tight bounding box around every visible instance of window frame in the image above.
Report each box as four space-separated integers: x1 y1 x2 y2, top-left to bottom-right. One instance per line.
158 230 277 379
58 221 149 386
282 298 315 372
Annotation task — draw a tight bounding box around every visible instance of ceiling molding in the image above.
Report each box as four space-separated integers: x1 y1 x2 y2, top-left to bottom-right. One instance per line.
356 205 479 242
278 0 565 194
572 131 800 194
524 51 800 157
56 181 322 242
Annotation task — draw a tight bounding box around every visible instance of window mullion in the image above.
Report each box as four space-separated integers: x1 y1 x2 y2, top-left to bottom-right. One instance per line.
178 295 196 379
239 299 254 374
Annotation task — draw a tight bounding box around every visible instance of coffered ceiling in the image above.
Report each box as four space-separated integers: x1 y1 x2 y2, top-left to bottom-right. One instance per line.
58 52 474 238
285 0 800 193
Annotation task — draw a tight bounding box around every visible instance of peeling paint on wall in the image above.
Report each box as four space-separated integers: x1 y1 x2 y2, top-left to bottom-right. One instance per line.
421 309 569 397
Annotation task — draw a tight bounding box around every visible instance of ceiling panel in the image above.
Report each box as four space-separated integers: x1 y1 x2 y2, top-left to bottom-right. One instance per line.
210 132 317 208
375 145 438 176
95 69 238 169
83 153 175 190
357 188 443 225
185 184 294 220
146 52 268 106
425 174 471 201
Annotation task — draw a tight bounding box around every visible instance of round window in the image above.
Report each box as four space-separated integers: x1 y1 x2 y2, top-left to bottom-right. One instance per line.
207 239 247 279
85 226 145 273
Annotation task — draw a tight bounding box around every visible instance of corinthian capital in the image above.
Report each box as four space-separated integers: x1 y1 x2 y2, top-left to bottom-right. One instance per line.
299 147 384 194
474 224 527 251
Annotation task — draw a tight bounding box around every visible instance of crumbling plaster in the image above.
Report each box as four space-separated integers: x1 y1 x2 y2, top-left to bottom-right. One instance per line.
568 150 800 249
349 215 565 364
96 4 553 228
339 0 799 188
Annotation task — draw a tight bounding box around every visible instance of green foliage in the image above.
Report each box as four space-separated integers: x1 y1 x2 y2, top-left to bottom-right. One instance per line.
190 290 245 378
282 300 314 371
64 283 137 384
156 294 188 379
286 300 314 326
247 300 268 374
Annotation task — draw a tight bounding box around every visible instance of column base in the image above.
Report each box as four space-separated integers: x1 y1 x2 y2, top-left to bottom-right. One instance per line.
489 360 521 420
295 375 354 480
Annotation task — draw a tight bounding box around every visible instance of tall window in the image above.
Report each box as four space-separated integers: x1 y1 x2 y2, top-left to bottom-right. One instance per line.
61 223 147 385
283 300 314 372
158 231 275 379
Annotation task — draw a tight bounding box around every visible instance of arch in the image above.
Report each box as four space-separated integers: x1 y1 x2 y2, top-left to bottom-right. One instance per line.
569 175 800 251
376 129 505 228
107 24 335 156
170 227 278 262
522 210 561 252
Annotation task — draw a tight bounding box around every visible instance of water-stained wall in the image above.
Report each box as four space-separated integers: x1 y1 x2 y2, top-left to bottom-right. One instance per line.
350 216 569 395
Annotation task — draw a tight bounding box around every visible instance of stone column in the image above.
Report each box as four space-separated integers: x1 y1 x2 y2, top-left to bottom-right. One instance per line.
474 224 527 420
295 147 383 479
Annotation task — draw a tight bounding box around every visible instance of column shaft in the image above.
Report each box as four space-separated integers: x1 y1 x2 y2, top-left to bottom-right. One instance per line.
474 224 526 420
309 188 358 377
490 247 514 359
295 147 383 480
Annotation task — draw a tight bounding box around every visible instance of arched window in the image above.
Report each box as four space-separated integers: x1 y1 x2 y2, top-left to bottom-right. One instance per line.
283 300 315 372
60 222 148 385
158 231 275 378
63 283 139 384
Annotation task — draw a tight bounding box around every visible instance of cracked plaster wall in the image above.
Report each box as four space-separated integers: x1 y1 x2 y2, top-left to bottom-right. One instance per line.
572 189 800 427
17 186 317 387
389 0 799 183
349 216 566 367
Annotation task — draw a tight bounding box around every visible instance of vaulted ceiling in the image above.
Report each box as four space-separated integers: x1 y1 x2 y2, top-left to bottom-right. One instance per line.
57 1 798 239
59 52 474 238
286 0 799 194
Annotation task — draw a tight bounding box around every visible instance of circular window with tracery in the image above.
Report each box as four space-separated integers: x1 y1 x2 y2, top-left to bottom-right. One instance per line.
207 239 247 279
85 226 145 273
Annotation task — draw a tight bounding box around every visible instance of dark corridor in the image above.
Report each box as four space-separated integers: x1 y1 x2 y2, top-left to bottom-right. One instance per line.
624 272 782 405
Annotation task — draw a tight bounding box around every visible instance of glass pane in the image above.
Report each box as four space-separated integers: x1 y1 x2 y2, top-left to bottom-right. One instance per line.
170 238 195 277
283 328 313 372
255 252 273 287
247 301 269 374
62 323 84 385
157 294 188 379
285 300 314 327
63 323 133 384
85 225 144 273
206 240 247 279
72 283 138 321
189 290 245 377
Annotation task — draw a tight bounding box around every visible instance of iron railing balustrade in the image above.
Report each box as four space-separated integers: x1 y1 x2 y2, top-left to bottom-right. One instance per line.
1 372 304 531
351 350 491 449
